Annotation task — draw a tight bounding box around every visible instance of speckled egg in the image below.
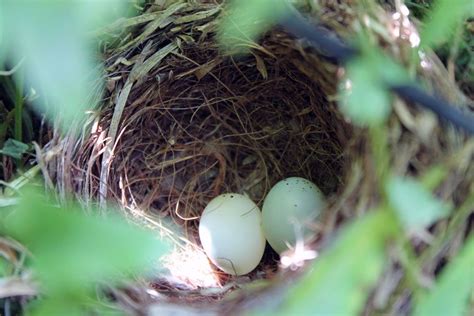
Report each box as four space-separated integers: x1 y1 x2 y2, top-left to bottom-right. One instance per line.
262 177 325 254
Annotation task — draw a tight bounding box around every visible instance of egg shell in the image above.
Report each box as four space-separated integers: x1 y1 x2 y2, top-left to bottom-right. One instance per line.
262 177 324 254
199 193 266 276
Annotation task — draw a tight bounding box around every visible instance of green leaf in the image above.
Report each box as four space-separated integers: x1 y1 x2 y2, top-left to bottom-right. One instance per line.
0 2 3 53
0 138 30 159
29 296 125 316
3 1 129 132
340 59 391 125
414 235 474 316
0 257 10 277
421 0 472 47
4 186 169 294
29 299 83 316
278 211 394 315
339 49 407 126
387 176 450 230
218 0 287 53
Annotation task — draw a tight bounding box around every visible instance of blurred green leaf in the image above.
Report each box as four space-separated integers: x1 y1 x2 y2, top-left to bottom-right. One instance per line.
72 0 131 32
421 0 472 47
218 0 287 53
3 187 169 294
30 296 125 316
29 299 84 316
3 0 129 131
278 211 394 315
0 2 3 51
0 257 9 277
0 138 30 159
387 176 450 230
340 59 391 125
414 235 474 316
339 49 408 126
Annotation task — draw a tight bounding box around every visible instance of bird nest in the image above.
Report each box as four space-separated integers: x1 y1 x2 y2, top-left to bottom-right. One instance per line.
43 1 473 315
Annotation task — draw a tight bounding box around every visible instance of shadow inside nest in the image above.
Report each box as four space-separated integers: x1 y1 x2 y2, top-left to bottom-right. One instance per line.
107 39 348 221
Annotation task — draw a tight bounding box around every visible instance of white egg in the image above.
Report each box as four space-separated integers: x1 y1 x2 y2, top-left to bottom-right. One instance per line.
262 177 325 254
198 193 266 275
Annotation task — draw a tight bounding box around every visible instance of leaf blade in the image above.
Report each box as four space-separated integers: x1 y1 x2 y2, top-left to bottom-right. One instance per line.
387 176 450 230
0 138 30 159
4 187 169 293
339 48 408 126
421 0 472 47
218 0 287 53
278 211 394 315
414 236 474 316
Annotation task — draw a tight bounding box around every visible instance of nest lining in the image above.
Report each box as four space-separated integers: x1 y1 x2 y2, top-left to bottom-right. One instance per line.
75 32 350 287
108 40 346 221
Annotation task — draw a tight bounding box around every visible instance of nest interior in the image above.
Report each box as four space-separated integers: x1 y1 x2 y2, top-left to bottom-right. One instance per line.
42 1 473 314
41 3 353 305
101 35 348 226
79 31 350 283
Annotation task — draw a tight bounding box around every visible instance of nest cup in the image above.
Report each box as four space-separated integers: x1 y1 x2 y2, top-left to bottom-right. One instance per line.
86 33 348 279
105 36 348 221
44 1 473 314
47 3 350 302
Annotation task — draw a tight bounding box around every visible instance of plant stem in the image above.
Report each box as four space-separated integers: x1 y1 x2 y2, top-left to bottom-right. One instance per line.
369 125 390 198
13 70 24 167
14 70 24 143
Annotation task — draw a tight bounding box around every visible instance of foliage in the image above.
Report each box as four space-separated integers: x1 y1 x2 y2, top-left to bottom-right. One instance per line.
414 236 474 316
420 0 472 48
279 211 395 315
406 0 474 95
218 0 287 53
0 1 170 314
339 48 408 126
387 175 450 230
219 0 472 314
0 0 132 133
1 185 169 315
0 138 30 159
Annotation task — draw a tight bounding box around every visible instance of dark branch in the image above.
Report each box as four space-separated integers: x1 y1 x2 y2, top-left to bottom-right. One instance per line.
390 84 474 134
281 11 357 63
279 11 474 134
